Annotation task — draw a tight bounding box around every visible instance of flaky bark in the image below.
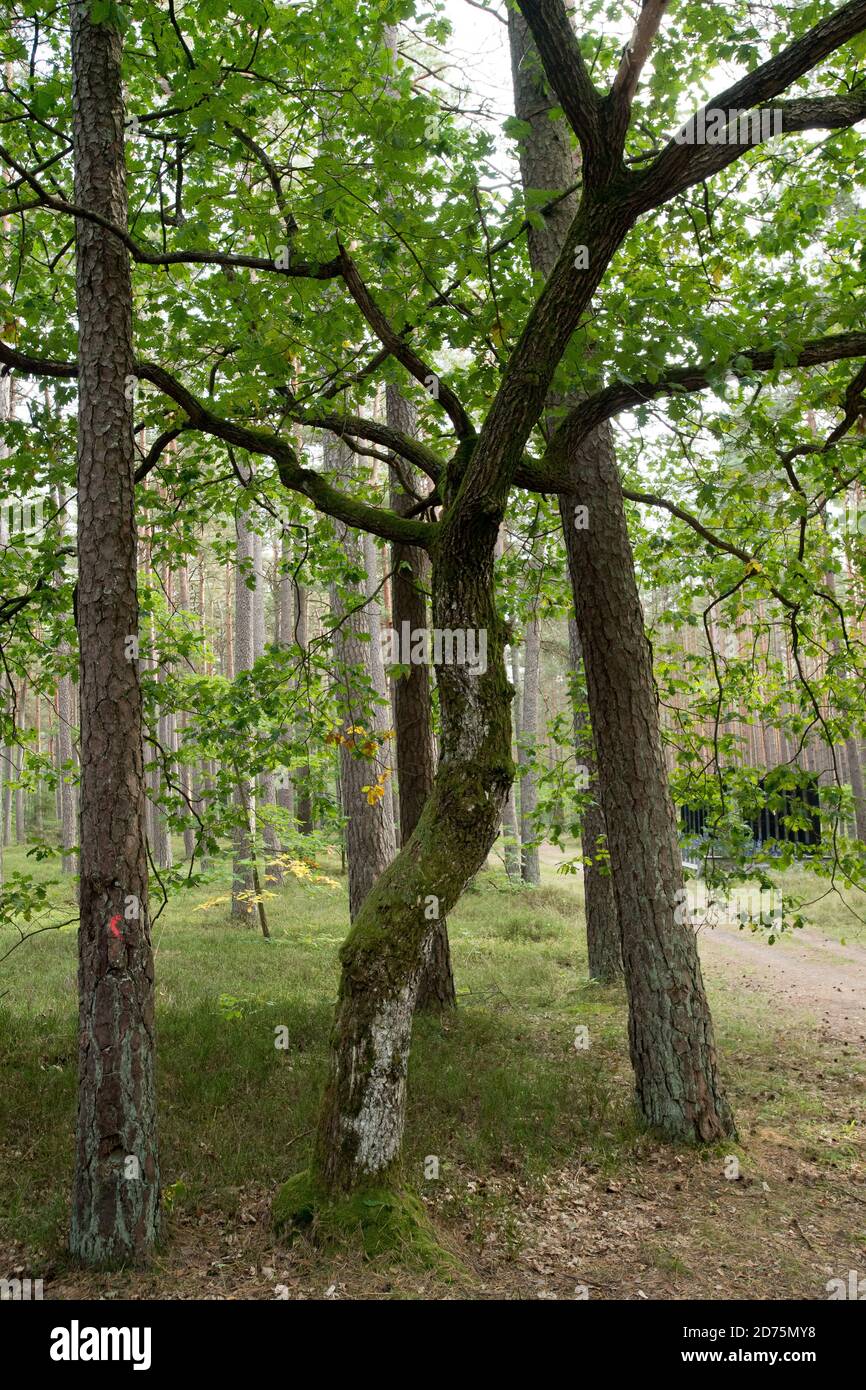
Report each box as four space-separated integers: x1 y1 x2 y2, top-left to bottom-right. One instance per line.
511 11 728 1134
69 0 159 1263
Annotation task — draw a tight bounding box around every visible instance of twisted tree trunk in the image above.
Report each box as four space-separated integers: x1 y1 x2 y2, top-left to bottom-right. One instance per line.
312 506 511 1191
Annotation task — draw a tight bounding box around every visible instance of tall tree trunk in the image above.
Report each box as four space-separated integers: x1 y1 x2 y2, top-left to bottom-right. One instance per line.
328 440 397 921
509 642 522 872
177 564 197 861
293 579 314 835
386 384 456 1009
69 0 159 1262
232 506 255 917
509 12 731 1139
567 618 621 982
518 611 541 884
253 533 282 878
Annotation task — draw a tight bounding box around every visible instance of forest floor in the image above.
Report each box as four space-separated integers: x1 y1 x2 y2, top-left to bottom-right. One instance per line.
1 842 863 1300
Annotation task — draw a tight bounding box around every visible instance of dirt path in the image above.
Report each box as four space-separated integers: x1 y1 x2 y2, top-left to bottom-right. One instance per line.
697 920 866 1045
536 843 865 1044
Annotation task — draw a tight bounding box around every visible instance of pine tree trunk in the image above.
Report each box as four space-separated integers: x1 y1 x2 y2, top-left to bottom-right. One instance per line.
57 656 78 874
509 12 729 1139
232 506 255 916
328 441 397 921
509 643 522 872
69 0 159 1263
568 618 622 982
519 612 541 884
562 423 734 1140
293 580 314 834
509 9 620 961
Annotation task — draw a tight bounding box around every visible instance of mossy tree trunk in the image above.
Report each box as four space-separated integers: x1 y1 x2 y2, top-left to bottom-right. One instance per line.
312 507 511 1192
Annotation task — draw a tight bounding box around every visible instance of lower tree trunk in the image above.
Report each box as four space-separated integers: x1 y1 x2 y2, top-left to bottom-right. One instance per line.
312 511 511 1192
562 425 734 1141
566 617 622 982
501 781 521 879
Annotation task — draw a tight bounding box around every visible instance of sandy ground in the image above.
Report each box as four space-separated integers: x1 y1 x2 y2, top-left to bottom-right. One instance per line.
698 919 866 1045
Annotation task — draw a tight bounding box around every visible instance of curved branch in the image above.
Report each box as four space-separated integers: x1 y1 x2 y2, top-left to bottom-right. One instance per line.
337 245 474 440
0 142 341 279
0 339 435 548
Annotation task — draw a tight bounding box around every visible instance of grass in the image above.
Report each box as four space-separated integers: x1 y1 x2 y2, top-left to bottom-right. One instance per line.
0 840 863 1299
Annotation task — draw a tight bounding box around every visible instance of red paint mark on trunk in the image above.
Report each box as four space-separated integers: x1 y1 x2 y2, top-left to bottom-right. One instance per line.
109 915 122 938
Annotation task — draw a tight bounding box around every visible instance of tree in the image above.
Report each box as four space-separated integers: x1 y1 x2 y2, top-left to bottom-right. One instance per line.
68 0 159 1263
328 438 397 920
5 0 866 1195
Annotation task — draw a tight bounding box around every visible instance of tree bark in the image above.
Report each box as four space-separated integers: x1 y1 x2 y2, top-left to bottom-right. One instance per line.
69 0 159 1263
510 11 730 1137
328 440 397 921
568 618 622 981
563 423 734 1140
312 505 511 1192
292 578 314 834
386 384 456 1009
519 611 541 884
231 505 255 916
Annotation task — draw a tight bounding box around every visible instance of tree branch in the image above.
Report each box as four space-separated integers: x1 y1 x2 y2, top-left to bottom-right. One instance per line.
0 340 435 548
516 0 605 177
0 142 341 279
608 1 671 126
277 395 443 482
630 0 866 211
539 329 866 473
337 244 474 440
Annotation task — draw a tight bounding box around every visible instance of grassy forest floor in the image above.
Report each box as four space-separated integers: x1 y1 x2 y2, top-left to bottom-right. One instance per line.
1 842 864 1300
